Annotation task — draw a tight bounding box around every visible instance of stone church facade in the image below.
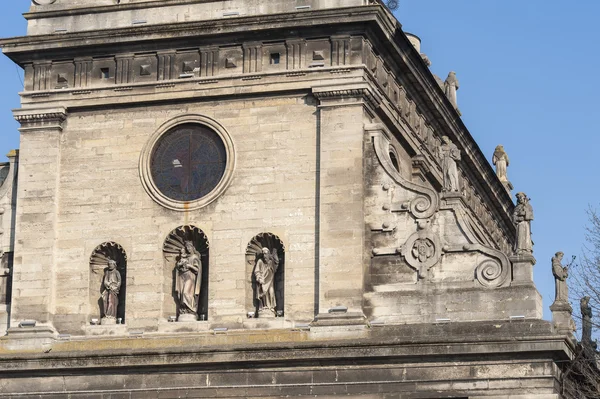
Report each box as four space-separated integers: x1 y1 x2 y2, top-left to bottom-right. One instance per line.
0 0 574 397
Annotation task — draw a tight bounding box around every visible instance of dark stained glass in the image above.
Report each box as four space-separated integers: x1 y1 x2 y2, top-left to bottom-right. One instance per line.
150 124 227 202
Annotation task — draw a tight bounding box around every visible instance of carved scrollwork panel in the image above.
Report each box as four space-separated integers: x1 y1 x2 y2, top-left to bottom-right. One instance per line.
372 132 439 220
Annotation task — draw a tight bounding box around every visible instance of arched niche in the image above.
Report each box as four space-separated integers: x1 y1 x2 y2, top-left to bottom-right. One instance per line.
89 242 127 324
163 226 209 321
245 233 285 317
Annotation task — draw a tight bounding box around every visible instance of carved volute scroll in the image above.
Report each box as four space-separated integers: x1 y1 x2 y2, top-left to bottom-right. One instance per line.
163 226 209 321
449 207 511 288
245 233 285 317
372 132 439 220
89 242 127 324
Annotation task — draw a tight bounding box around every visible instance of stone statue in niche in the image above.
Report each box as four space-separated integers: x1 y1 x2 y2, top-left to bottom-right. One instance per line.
175 241 202 321
90 242 127 325
551 252 570 305
513 192 534 255
438 136 461 192
254 247 280 316
444 71 459 109
581 296 597 349
163 226 210 322
101 258 121 324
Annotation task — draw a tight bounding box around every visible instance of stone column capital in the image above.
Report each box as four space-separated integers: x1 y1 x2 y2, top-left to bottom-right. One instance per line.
13 107 67 132
312 83 382 110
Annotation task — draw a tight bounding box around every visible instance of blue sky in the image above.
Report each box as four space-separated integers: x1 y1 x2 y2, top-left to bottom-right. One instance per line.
0 1 598 325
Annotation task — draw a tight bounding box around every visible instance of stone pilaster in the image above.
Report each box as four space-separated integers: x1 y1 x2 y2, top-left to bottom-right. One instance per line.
331 35 350 66
157 50 176 81
33 61 52 91
199 46 219 77
115 53 134 84
286 39 305 70
10 108 66 329
74 57 93 88
311 83 380 323
243 42 263 74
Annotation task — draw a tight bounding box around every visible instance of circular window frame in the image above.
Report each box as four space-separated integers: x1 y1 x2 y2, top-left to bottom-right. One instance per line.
140 114 236 212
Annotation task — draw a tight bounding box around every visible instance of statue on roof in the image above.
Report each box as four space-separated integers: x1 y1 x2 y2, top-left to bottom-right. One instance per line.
438 136 461 192
444 71 460 110
492 145 510 182
513 192 534 255
580 296 597 351
551 252 570 306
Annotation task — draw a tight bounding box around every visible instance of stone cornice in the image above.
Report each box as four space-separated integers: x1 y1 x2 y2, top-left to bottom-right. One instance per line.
1 7 388 64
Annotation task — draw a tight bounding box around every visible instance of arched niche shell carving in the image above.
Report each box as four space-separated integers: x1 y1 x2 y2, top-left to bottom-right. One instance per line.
373 133 439 219
245 233 285 262
163 225 209 261
90 242 127 274
32 0 57 4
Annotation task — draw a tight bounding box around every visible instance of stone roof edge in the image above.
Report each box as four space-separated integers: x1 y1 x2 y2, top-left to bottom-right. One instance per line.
368 21 516 227
0 6 387 58
25 0 234 20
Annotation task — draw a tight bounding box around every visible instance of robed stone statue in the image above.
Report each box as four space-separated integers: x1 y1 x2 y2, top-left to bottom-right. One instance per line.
438 136 461 192
492 145 510 183
101 258 121 324
580 296 597 350
444 71 459 109
175 241 202 321
551 252 569 305
254 247 279 316
513 192 534 255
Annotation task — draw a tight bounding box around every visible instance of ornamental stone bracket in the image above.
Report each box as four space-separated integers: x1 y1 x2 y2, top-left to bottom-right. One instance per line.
13 107 67 132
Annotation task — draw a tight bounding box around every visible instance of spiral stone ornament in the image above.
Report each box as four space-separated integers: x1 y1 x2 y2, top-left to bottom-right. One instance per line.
475 259 506 288
410 196 433 219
